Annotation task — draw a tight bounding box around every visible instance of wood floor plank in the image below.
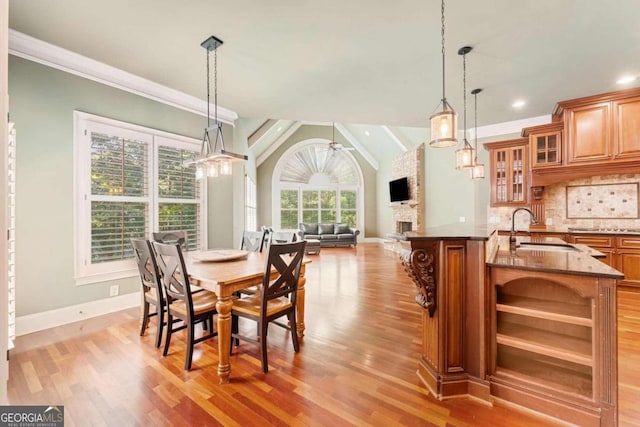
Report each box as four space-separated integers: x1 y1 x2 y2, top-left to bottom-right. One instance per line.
7 244 639 426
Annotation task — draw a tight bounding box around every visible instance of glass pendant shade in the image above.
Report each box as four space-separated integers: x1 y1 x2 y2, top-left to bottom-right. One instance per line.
208 162 219 177
455 140 475 169
219 158 232 175
470 161 485 179
429 105 458 147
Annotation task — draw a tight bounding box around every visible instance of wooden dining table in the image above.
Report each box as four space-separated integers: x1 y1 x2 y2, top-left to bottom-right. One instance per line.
183 250 311 383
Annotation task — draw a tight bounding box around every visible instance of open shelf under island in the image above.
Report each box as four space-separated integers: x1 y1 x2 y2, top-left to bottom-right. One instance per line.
399 225 623 427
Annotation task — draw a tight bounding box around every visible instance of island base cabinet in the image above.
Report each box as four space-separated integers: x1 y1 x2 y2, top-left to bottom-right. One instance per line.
488 267 617 426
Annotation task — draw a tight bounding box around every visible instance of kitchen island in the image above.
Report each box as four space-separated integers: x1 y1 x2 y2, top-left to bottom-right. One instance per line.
399 225 622 426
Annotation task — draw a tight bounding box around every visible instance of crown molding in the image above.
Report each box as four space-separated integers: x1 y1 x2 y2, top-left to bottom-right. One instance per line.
8 29 238 125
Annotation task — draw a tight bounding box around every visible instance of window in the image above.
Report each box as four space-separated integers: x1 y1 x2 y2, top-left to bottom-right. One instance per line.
273 141 363 231
245 174 257 231
281 188 356 228
74 112 204 285
280 189 298 229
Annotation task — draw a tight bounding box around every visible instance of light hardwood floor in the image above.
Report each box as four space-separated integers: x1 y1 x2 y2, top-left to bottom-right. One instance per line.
7 244 640 426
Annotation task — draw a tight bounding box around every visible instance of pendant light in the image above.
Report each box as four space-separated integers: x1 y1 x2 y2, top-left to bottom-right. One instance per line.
470 88 485 179
455 46 475 169
186 35 247 179
429 0 458 147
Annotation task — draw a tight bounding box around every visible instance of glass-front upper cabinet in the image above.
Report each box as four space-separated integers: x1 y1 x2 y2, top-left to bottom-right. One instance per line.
484 138 529 206
522 122 563 169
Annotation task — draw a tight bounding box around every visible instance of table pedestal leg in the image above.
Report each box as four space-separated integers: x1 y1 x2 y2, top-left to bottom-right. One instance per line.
216 295 233 384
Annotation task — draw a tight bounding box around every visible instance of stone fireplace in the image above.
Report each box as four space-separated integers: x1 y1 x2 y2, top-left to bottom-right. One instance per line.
390 144 424 234
397 221 413 233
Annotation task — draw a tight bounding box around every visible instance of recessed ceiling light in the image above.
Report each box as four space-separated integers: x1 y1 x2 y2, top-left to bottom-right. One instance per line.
616 75 637 85
512 99 526 109
364 131 370 136
276 127 282 132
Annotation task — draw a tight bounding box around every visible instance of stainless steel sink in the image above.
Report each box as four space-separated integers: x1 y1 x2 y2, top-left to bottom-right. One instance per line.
516 242 580 252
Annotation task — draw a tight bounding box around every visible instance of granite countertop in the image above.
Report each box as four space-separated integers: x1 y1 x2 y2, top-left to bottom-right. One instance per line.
501 226 640 235
487 236 624 279
396 223 495 241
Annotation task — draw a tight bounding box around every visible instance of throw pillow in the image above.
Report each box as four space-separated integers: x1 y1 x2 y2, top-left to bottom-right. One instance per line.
334 223 351 234
300 223 318 235
318 223 335 235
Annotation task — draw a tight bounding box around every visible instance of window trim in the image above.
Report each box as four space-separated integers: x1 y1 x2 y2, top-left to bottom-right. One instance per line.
73 111 206 285
245 174 257 231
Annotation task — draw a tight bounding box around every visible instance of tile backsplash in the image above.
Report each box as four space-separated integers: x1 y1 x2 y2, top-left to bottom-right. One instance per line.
488 174 640 230
566 182 638 219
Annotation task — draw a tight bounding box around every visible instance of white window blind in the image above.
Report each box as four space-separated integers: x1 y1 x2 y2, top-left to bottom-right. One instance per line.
90 132 149 263
157 144 201 251
74 112 205 285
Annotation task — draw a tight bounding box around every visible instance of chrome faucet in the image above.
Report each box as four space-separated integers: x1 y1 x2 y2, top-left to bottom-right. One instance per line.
510 207 538 250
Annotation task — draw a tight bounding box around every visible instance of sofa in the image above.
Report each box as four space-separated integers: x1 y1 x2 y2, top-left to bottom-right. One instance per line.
298 222 360 247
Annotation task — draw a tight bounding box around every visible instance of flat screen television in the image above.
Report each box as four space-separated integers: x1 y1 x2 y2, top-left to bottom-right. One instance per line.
389 177 410 203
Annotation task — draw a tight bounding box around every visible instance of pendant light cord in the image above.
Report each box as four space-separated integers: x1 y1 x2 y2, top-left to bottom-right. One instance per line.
441 0 446 102
474 90 478 156
214 47 218 125
206 47 210 129
463 51 467 143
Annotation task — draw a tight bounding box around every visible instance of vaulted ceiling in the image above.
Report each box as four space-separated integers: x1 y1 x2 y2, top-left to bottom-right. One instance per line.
8 0 640 128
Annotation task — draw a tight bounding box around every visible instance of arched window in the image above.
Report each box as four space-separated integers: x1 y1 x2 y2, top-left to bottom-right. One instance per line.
272 139 364 232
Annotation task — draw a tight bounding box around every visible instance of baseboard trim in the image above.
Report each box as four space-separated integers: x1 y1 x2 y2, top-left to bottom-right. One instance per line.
16 292 140 336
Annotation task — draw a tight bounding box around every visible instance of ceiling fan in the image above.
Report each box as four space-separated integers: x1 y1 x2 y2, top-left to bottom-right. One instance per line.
328 122 355 152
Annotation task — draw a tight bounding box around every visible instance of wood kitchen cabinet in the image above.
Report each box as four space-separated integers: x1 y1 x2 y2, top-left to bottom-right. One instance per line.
484 138 529 207
613 95 640 160
569 234 616 267
616 236 640 288
560 91 640 165
569 233 640 288
522 122 563 169
564 102 611 164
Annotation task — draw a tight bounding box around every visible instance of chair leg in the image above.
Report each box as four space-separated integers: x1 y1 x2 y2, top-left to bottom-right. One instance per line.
140 300 150 336
260 320 269 373
289 310 300 352
185 321 195 371
155 304 164 349
229 314 240 354
163 313 173 357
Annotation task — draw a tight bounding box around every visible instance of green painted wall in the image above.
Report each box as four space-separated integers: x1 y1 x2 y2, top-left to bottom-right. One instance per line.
392 127 491 228
8 56 235 315
256 125 377 237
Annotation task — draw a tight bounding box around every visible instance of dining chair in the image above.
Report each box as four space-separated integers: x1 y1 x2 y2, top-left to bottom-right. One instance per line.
268 230 297 245
231 240 307 373
131 238 167 348
152 230 189 250
240 229 268 253
152 241 218 371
